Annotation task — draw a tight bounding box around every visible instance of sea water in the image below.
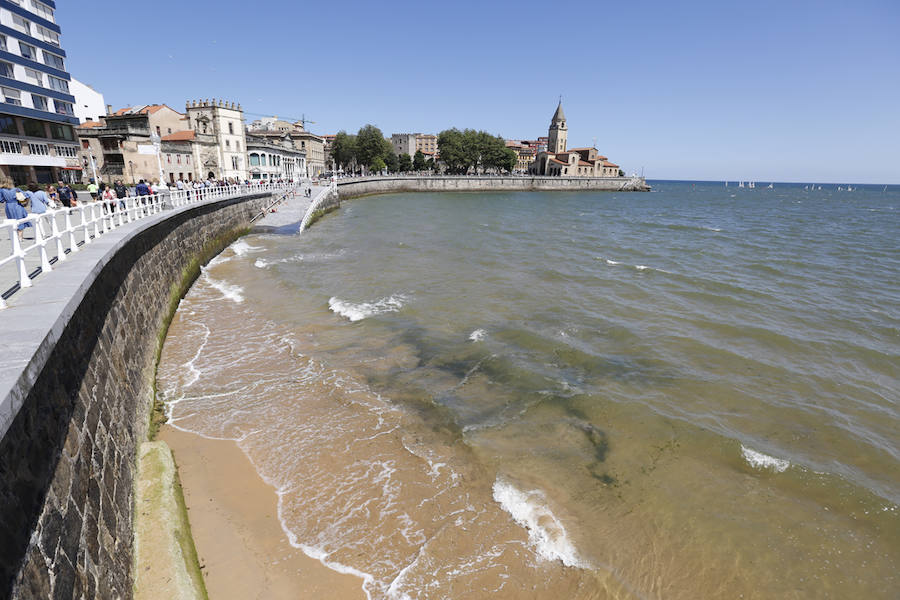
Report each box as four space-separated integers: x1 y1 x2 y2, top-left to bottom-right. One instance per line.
157 183 899 599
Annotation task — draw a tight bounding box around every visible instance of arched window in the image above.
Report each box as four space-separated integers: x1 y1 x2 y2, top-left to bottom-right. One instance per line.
249 153 260 166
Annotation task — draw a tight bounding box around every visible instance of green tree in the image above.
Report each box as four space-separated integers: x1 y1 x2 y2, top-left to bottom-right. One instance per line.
331 131 357 171
370 157 386 173
413 150 426 171
425 157 435 171
385 152 400 173
356 124 389 170
437 128 468 174
398 153 413 172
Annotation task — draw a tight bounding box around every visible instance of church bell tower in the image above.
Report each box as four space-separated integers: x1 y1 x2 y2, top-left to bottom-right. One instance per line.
548 99 567 154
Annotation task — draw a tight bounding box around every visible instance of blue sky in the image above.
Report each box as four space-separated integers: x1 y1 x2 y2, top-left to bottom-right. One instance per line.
61 1 899 183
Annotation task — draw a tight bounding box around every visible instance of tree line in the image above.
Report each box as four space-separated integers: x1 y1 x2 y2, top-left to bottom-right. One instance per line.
330 124 518 175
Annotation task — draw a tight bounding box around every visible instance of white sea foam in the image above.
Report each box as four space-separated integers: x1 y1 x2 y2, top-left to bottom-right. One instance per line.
204 274 244 303
492 478 588 568
741 444 790 473
635 265 649 270
606 259 620 265
469 329 486 342
231 239 261 256
329 295 406 322
254 258 268 268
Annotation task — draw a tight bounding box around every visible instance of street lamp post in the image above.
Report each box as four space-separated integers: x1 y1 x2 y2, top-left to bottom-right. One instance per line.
150 133 165 185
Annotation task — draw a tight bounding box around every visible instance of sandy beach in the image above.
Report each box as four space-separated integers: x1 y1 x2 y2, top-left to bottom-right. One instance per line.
158 425 365 600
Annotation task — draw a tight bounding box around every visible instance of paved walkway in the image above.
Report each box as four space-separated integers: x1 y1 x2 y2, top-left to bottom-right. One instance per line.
251 185 325 233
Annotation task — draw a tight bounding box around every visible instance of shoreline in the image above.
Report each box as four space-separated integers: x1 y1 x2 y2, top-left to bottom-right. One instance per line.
158 424 366 600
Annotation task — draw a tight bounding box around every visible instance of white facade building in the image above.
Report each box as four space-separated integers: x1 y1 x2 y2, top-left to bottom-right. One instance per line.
69 78 104 123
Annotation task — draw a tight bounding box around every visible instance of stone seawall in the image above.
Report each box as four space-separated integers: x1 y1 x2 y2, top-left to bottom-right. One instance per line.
0 192 273 599
336 175 649 199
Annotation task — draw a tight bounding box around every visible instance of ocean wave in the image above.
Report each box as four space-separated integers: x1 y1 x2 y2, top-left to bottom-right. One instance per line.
204 272 245 303
329 295 407 322
469 329 486 342
231 239 262 256
492 478 588 568
741 444 790 473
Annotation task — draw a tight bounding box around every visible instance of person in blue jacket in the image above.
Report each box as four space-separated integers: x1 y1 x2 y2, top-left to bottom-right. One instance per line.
1 175 30 242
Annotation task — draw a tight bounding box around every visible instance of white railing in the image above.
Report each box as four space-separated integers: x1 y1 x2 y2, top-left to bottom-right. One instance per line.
1 182 293 309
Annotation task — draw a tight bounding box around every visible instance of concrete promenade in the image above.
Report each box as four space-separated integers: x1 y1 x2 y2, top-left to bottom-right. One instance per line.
252 183 326 233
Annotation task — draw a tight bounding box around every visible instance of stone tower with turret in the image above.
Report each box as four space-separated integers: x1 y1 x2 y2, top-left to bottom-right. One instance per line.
548 100 567 154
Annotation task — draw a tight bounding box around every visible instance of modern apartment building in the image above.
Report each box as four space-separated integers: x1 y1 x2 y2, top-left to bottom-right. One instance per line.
415 133 437 155
0 0 81 183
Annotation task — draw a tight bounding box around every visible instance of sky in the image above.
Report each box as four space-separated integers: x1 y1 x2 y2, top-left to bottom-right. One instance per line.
60 0 899 183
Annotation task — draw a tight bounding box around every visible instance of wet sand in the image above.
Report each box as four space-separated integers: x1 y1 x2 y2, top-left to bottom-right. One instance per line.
158 425 365 600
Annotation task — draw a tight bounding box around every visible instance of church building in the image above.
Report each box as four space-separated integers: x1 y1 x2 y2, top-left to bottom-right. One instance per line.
529 101 621 177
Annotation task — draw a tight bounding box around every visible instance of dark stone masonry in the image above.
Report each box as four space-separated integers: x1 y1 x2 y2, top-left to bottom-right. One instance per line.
0 192 272 599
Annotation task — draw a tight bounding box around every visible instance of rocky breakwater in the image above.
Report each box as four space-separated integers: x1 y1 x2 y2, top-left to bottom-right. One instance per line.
0 190 275 599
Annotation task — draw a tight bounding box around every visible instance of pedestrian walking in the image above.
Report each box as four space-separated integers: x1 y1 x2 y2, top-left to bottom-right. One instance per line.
114 179 127 210
87 180 99 201
1 176 30 242
57 181 74 207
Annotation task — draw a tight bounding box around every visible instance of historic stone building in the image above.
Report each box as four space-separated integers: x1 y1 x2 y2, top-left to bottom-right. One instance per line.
246 132 306 181
184 99 247 180
529 101 621 177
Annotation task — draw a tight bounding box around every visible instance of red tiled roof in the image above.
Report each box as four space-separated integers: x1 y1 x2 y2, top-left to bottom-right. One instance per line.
602 161 619 168
161 130 196 141
78 120 104 128
111 104 179 117
578 161 592 166
549 158 567 165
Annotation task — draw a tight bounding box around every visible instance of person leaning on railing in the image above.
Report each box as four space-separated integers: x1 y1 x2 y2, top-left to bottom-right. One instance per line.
1 175 30 242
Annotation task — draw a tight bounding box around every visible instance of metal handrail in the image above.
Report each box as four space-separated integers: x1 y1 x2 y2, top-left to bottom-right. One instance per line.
1 181 292 308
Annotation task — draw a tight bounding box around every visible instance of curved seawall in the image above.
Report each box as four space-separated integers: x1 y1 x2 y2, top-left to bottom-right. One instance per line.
0 191 274 598
336 175 650 199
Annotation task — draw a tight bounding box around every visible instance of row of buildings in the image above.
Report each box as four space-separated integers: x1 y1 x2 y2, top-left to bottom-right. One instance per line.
76 102 327 185
388 102 622 177
0 0 327 187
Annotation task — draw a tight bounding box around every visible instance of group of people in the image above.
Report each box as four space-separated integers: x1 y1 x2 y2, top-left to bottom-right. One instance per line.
1 178 78 241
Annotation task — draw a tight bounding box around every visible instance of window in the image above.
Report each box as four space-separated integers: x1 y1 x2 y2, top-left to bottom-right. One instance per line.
176 154 181 164
228 122 233 134
186 155 191 164
0 61 13 78
31 94 48 111
19 41 37 61
55 145 78 158
50 123 73 140
25 68 42 85
48 76 69 93
0 36 6 52
12 15 31 35
32 1 55 22
249 153 260 166
232 156 239 169
235 142 240 151
54 100 74 116
0 116 17 135
156 126 160 135
167 128 171 134
43 51 65 70
0 139 21 153
35 25 59 46
81 140 89 149
261 154 267 166
23 118 46 137
2 87 21 106
29 142 49 155
166 153 171 163
225 139 230 148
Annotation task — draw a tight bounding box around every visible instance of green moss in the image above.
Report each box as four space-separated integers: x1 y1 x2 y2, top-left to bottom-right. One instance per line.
304 204 339 229
148 226 250 440
172 460 209 599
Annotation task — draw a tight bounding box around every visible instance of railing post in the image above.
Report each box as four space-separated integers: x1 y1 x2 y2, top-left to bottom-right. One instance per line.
65 208 78 253
35 215 52 273
9 220 31 289
51 209 65 262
